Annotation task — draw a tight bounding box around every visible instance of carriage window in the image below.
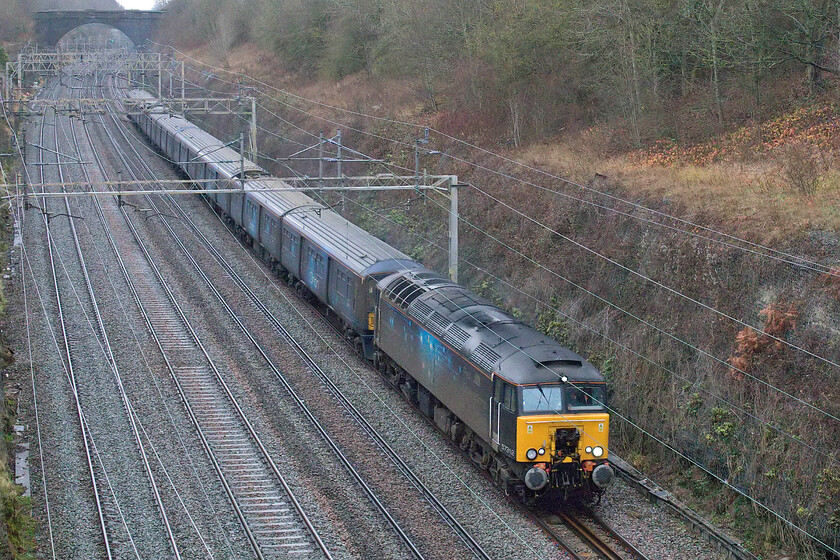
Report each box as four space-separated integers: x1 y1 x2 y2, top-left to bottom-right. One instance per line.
521 384 563 414
283 229 297 250
566 386 606 411
337 270 351 297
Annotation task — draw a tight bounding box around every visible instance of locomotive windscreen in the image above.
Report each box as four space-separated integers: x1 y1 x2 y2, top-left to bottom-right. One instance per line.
521 384 564 414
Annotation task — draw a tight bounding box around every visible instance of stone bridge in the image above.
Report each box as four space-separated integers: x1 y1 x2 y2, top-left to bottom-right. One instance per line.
33 10 165 47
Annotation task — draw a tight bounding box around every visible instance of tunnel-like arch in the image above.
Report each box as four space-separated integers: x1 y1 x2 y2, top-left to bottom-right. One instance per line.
33 10 164 48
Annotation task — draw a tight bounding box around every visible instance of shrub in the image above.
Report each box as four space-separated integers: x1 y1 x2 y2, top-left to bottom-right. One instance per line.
781 143 820 196
728 301 798 375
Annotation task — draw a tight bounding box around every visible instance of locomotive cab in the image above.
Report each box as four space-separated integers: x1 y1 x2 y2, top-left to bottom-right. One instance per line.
513 382 614 498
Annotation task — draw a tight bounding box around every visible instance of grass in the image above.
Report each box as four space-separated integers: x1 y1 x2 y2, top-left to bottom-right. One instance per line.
0 397 36 560
519 134 840 244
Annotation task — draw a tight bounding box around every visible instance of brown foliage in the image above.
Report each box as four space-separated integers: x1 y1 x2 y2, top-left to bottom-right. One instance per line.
818 268 840 301
781 143 822 197
728 301 799 378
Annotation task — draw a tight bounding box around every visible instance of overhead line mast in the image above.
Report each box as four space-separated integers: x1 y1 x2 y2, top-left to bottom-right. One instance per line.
4 50 462 280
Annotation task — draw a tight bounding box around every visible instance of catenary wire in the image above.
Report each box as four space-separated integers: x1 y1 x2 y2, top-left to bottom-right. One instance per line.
162 77 840 427
119 59 839 553
175 72 840 374
157 72 840 435
151 42 840 276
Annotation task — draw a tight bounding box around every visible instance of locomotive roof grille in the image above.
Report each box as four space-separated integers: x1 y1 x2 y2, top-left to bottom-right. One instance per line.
387 277 432 309
472 343 502 371
408 300 434 321
427 312 451 335
395 284 425 308
444 325 470 350
386 278 412 301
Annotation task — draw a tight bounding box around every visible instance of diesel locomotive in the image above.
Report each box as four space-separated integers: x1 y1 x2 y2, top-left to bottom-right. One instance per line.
126 89 615 500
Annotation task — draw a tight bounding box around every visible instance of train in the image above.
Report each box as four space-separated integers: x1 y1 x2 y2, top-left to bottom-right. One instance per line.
126 89 615 501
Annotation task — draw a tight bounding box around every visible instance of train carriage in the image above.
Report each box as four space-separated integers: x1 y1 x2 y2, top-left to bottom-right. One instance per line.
249 187 418 356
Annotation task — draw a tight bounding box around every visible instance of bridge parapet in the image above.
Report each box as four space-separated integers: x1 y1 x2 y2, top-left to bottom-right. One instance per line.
33 10 165 47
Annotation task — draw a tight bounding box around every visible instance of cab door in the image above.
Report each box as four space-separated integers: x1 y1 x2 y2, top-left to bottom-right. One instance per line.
491 378 503 449
491 379 517 458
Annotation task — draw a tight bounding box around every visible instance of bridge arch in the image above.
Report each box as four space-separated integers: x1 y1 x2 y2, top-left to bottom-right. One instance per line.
33 10 164 48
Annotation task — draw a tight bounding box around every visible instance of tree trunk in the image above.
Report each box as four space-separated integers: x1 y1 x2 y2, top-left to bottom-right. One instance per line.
710 9 724 127
508 92 521 148
626 0 642 147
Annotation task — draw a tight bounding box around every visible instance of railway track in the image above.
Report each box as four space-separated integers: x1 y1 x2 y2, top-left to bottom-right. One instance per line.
163 172 646 560
8 53 765 560
71 71 333 560
100 72 495 560
34 78 132 559
62 71 186 560
552 507 650 560
27 62 654 560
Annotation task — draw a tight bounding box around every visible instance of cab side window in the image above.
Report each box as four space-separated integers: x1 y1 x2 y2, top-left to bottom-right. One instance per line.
498 382 517 413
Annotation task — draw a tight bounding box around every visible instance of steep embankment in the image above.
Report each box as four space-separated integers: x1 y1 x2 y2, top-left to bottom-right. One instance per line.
153 29 840 559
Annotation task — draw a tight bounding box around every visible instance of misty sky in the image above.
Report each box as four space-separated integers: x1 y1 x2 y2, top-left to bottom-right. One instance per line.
116 0 157 9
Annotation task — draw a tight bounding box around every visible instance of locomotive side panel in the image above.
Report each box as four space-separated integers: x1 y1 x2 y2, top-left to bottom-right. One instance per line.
432 336 494 444
377 300 492 443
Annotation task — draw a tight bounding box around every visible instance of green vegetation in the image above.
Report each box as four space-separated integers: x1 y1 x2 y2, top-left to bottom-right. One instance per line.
0 397 36 560
0 111 35 560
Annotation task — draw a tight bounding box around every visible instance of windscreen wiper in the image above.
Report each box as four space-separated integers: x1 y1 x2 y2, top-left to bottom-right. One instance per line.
537 384 549 407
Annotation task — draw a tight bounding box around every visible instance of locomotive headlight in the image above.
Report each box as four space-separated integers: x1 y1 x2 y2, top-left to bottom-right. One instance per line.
585 446 593 454
538 447 545 456
526 448 538 461
592 446 604 458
